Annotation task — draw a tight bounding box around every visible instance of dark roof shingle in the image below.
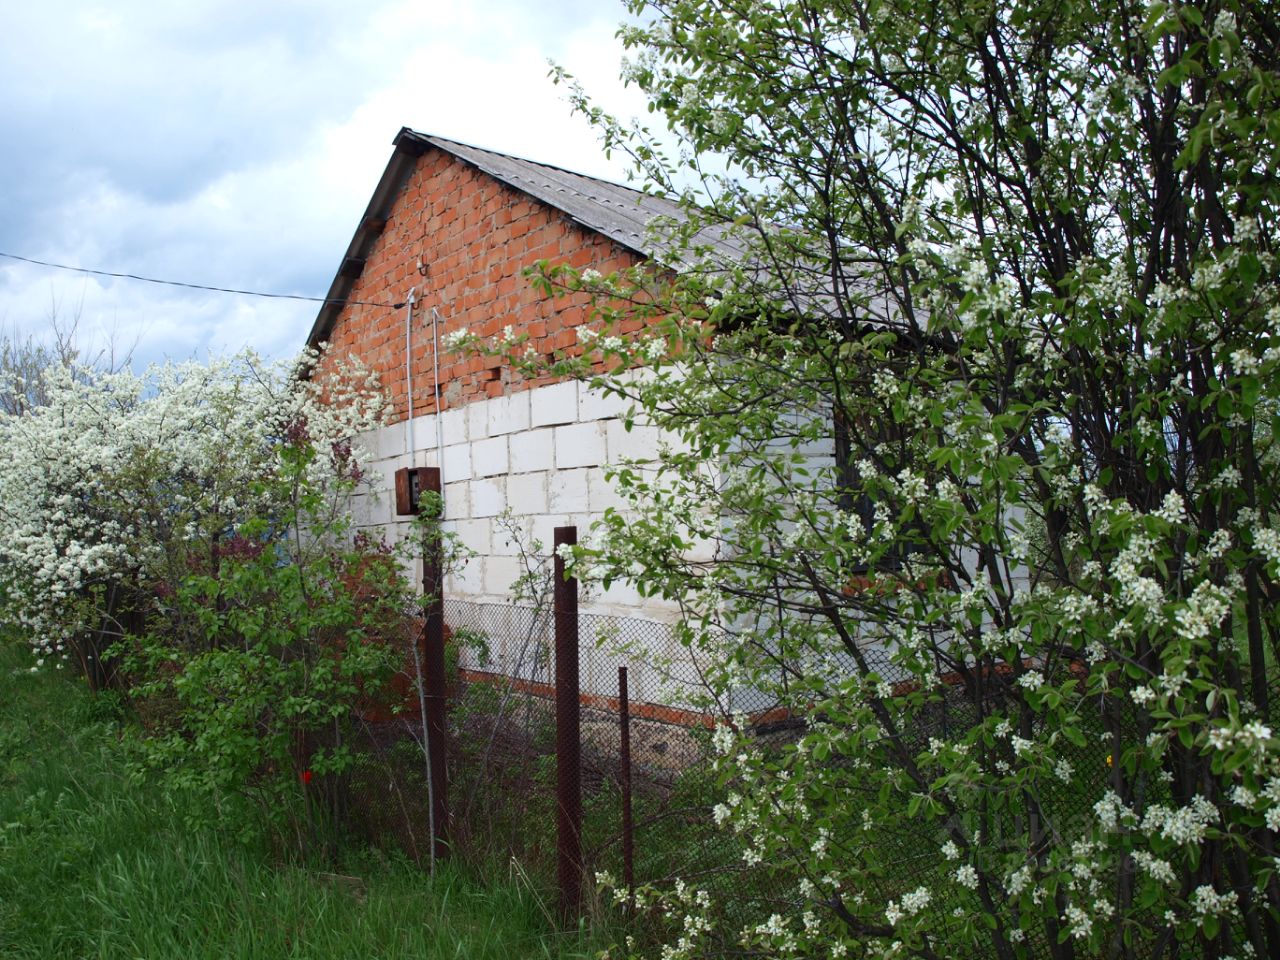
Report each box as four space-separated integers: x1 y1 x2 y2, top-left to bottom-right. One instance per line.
306 128 743 348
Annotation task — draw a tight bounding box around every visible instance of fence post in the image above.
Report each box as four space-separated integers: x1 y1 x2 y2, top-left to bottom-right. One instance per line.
618 665 634 906
554 525 582 920
422 466 449 862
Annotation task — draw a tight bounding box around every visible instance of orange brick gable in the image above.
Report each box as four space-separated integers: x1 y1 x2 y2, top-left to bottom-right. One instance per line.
313 146 645 421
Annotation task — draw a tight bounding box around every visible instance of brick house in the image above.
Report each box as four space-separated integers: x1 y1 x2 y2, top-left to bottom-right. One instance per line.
306 129 735 708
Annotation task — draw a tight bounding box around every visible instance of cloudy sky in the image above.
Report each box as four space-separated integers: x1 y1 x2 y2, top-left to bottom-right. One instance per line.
0 0 652 368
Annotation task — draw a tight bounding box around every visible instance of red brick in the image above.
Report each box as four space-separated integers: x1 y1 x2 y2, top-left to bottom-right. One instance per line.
312 147 661 416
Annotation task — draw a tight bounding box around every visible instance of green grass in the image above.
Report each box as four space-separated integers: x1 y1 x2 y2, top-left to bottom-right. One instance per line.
0 642 595 960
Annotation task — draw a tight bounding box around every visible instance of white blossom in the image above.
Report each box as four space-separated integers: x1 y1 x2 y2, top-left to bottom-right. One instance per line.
1129 686 1156 707
1191 884 1238 917
442 328 470 349
1017 671 1044 692
1063 904 1093 940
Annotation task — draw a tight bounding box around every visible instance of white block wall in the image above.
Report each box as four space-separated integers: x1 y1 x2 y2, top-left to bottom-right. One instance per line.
353 379 682 624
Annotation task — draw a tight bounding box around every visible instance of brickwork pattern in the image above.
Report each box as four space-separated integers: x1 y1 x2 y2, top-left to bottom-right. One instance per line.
314 148 648 422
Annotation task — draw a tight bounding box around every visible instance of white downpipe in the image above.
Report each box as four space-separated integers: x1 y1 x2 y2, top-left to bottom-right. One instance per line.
403 285 438 874
403 287 417 458
422 305 446 871
431 307 445 468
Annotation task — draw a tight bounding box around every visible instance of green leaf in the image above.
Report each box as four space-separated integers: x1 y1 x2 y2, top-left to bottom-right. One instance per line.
1238 252 1261 288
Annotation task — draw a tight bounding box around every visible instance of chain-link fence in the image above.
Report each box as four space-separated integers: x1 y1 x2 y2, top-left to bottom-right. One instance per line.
330 581 1210 957
327 586 778 933
441 599 731 897
337 608 437 864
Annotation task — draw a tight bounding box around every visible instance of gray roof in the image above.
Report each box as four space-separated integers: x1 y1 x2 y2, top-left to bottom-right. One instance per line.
305 128 745 349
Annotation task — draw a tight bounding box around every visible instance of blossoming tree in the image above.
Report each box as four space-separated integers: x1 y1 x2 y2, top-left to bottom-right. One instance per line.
0 350 409 839
479 0 1280 956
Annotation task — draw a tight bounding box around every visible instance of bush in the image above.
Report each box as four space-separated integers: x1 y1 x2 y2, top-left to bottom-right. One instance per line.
0 348 418 850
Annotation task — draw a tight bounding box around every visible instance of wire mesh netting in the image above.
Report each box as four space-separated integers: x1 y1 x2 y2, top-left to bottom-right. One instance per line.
440 600 732 892
331 596 773 924
329 594 1182 957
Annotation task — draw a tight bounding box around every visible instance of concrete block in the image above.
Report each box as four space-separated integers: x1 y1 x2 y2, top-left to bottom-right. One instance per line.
466 398 489 440
490 514 530 556
662 658 707 710
684 532 719 563
440 406 468 445
446 555 484 597
510 428 554 473
370 460 397 499
484 554 524 596
507 470 549 515
442 480 470 519
375 423 407 460
530 380 578 427
623 661 651 704
583 653 614 700
442 443 473 482
348 492 371 527
606 420 663 462
793 436 836 458
588 469 628 513
456 642 488 672
554 421 607 469
470 477 507 518
360 460 387 495
382 519 412 550
352 431 379 466
488 391 530 436
406 413 438 452
595 578 649 612
799 452 836 475
566 512 594 540
528 514 561 554
372 488 399 526
362 493 390 527
482 394 508 436
471 436 509 477
578 385 633 422
697 459 722 492
402 555 422 589
367 494 397 531
449 517 491 556
548 468 590 514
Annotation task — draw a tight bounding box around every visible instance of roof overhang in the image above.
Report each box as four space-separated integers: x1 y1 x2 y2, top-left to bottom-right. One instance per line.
304 128 757 355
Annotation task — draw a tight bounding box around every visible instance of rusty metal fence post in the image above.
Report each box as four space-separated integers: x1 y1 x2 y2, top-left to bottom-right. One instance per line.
554 525 582 920
619 665 635 905
422 467 449 862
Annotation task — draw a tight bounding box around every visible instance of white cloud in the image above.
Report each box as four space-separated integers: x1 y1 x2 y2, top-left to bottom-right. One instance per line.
0 0 654 367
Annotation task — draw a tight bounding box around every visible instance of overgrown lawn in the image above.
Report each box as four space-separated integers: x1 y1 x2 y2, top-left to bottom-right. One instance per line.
0 641 594 960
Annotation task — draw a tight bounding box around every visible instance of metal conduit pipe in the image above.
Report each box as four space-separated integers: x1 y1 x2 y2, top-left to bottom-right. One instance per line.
431 307 445 469
403 287 417 457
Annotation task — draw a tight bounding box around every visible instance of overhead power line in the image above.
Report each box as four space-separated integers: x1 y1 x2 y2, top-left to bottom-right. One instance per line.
0 250 404 309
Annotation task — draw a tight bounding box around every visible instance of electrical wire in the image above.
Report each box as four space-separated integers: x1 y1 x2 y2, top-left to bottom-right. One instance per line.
0 250 405 309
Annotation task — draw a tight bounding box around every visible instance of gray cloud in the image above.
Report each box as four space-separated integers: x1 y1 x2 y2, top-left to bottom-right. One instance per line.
0 2 372 247
0 0 647 367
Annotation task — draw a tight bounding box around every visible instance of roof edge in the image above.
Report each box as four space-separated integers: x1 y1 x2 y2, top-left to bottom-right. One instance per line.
304 128 729 358
397 128 648 197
